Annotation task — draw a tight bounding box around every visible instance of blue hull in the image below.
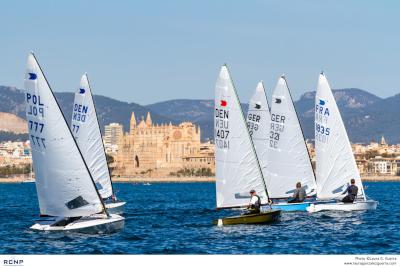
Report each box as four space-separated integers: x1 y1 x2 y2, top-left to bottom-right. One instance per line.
271 202 311 211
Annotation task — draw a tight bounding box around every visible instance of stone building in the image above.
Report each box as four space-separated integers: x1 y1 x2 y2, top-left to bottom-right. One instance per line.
113 112 214 176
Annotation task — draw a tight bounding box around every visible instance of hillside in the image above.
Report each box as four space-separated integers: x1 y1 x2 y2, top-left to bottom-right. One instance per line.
0 86 177 135
1 85 399 143
0 112 27 133
147 89 400 143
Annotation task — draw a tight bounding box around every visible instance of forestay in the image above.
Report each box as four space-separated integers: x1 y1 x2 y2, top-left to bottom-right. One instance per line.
265 76 316 198
24 53 104 217
214 66 269 208
314 73 365 200
71 74 113 199
246 81 270 180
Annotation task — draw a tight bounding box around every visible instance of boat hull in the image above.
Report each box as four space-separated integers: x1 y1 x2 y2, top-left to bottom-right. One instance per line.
30 214 125 234
307 200 378 213
105 201 126 215
213 210 281 226
270 202 311 212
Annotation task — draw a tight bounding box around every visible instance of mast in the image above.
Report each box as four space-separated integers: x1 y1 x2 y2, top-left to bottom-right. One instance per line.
214 65 270 209
85 74 116 198
282 75 317 184
315 72 366 201
226 67 270 199
31 52 109 216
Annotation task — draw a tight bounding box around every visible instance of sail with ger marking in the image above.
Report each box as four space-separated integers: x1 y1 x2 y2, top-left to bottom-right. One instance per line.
246 81 270 181
214 65 269 208
314 73 365 200
71 74 113 199
24 53 104 217
265 76 317 198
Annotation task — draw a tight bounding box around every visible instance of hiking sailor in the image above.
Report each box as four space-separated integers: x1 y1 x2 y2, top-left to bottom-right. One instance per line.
341 179 358 203
288 182 306 203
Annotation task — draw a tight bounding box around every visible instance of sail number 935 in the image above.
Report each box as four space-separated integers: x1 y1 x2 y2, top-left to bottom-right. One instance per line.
315 122 330 135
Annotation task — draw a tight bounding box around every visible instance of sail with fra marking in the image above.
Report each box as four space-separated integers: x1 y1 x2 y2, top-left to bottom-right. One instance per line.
214 65 269 208
24 53 104 217
314 73 365 200
246 81 270 181
71 74 113 199
265 76 316 198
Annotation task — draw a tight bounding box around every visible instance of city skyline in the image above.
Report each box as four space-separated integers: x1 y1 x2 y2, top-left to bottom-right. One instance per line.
1 1 400 105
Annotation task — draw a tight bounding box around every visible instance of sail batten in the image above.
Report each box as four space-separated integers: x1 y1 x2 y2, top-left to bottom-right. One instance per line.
71 74 113 199
264 77 316 198
314 74 366 200
24 53 104 217
215 66 268 209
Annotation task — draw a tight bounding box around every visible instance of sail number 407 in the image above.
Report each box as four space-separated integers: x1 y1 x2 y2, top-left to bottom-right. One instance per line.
215 129 229 139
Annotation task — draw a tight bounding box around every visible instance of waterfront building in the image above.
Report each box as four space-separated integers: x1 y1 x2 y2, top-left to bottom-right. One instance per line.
113 112 215 176
104 123 123 153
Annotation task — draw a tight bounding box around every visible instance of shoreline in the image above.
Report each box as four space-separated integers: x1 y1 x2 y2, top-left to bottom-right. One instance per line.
0 175 400 183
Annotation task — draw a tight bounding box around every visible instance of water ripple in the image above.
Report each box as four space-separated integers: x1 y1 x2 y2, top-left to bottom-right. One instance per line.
0 182 399 254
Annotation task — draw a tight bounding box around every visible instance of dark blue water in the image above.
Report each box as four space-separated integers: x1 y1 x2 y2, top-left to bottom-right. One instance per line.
0 182 399 254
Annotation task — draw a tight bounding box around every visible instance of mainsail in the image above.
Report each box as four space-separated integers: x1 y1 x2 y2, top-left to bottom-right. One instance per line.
246 81 270 179
214 65 269 208
314 73 365 200
265 76 317 198
71 74 113 199
24 53 104 217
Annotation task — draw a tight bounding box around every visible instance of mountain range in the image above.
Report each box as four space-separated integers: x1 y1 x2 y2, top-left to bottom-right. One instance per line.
0 85 399 143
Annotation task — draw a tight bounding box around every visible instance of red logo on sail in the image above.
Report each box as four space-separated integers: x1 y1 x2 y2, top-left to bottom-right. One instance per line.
220 100 227 107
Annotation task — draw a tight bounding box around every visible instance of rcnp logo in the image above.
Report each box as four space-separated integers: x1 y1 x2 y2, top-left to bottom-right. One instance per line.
3 258 24 267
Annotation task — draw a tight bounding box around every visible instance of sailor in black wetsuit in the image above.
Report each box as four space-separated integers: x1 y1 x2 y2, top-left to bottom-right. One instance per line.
247 190 261 214
341 178 358 203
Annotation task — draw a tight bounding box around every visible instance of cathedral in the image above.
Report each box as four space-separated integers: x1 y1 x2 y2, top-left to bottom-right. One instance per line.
114 112 213 176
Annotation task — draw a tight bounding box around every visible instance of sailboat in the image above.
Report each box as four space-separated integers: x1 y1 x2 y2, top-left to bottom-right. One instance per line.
213 65 281 226
307 73 378 212
22 163 35 183
262 76 317 211
71 74 126 214
25 52 124 233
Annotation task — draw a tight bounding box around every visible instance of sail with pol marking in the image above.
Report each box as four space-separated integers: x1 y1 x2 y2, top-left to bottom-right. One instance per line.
264 76 316 198
314 73 365 200
71 74 113 199
214 65 269 208
24 53 104 217
246 81 270 179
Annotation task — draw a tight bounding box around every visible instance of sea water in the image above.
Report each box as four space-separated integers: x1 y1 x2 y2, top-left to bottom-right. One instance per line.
0 182 398 254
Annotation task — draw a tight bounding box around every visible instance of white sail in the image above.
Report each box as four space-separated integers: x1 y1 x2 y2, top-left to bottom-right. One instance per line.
314 73 365 200
71 74 113 199
24 53 104 217
214 66 269 208
264 76 317 198
246 81 270 178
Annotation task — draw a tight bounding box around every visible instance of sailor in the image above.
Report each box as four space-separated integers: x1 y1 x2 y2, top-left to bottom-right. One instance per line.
341 179 358 203
288 182 306 203
247 190 261 213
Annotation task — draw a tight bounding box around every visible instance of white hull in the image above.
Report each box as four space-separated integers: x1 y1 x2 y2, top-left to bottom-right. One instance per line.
105 201 126 215
30 214 124 234
307 200 378 213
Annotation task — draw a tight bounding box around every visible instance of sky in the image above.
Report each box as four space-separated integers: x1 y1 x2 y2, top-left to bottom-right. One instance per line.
1 0 400 105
